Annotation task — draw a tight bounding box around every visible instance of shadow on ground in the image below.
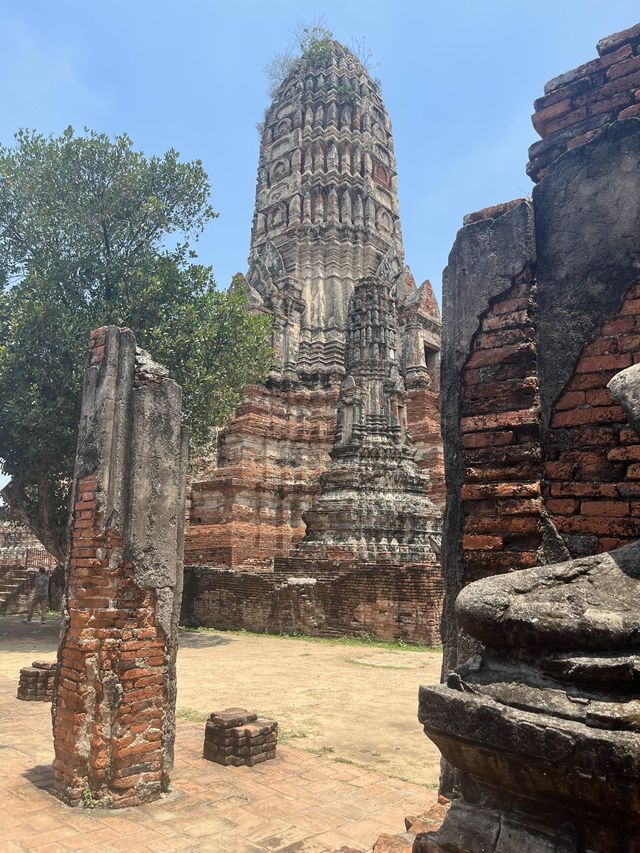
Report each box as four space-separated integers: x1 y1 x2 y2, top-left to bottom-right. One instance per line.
23 763 54 792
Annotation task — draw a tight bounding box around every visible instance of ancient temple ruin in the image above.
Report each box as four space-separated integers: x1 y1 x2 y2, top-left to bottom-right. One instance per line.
186 39 443 570
181 39 444 643
52 327 187 808
295 275 440 562
420 23 640 851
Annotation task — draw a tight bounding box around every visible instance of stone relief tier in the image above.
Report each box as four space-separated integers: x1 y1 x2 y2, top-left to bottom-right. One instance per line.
295 276 441 563
419 371 640 853
52 327 188 808
186 38 444 569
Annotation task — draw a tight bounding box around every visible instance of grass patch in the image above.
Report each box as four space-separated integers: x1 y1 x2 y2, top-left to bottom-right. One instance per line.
278 729 309 745
176 707 208 723
180 625 441 654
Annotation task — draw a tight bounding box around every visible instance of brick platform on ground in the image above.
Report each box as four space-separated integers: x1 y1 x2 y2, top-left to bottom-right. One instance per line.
0 671 435 852
17 661 57 702
203 708 278 767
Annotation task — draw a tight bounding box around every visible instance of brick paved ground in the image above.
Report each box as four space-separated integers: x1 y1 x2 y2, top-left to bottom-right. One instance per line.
0 619 435 852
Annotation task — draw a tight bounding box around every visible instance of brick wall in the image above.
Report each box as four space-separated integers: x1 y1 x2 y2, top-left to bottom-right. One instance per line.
181 561 444 646
460 265 543 582
545 282 640 554
528 23 640 181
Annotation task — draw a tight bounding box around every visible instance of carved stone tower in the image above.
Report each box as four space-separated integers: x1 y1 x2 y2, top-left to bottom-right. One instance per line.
187 40 443 567
296 277 441 562
245 41 405 380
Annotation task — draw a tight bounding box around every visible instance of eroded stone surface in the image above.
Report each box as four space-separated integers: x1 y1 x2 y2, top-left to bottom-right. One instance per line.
426 26 640 850
52 327 187 808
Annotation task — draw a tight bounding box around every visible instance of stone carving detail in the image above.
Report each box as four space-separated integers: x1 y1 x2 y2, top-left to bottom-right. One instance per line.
52 327 187 808
296 276 441 562
419 370 640 852
186 39 444 568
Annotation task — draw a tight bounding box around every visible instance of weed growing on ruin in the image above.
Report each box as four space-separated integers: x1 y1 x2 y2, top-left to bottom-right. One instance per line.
81 788 96 809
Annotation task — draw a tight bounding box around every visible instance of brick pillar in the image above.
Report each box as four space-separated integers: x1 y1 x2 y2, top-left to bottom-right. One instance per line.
52 327 187 808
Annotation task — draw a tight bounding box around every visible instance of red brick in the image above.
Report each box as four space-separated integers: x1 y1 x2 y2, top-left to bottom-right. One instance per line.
461 430 515 449
546 498 580 515
461 482 540 501
619 299 640 317
555 391 585 411
461 408 539 434
551 405 626 428
619 103 640 119
607 445 640 462
531 98 573 134
463 535 503 551
585 388 613 407
618 334 640 353
600 316 635 335
606 54 640 81
464 515 541 535
581 500 630 517
569 371 619 391
550 482 619 498
576 353 632 373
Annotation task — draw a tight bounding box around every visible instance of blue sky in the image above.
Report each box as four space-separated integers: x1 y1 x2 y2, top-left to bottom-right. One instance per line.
1 2 638 494
2 0 639 304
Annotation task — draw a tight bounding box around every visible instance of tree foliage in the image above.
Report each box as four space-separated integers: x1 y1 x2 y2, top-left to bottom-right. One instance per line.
0 127 273 558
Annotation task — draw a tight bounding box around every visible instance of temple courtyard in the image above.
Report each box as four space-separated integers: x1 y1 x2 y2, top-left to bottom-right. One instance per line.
0 615 441 852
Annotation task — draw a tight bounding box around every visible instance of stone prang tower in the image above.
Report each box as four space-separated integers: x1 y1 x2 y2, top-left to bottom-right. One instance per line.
187 38 443 567
245 40 406 380
296 277 441 562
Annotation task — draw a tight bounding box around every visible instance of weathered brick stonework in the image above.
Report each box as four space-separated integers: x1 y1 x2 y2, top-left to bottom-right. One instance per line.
17 661 57 702
545 282 640 555
460 267 543 582
203 709 278 767
422 25 640 852
528 23 640 181
181 559 443 645
186 382 339 566
52 327 187 808
186 38 443 570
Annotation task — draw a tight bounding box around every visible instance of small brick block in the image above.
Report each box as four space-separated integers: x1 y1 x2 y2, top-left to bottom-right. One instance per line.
203 709 278 767
208 708 257 729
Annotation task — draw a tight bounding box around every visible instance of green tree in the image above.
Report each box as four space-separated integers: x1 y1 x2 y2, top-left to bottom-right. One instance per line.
0 127 272 559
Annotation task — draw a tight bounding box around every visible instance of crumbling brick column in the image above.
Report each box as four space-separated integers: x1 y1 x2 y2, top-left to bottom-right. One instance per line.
52 326 187 808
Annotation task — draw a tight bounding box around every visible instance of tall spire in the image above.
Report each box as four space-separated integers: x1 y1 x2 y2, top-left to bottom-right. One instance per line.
245 40 406 380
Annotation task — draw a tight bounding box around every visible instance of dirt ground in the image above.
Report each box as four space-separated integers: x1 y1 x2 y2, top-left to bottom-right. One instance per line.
0 615 443 787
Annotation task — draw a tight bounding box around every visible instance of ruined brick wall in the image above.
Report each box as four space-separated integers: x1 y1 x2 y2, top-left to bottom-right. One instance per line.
181 561 443 645
544 282 640 554
441 26 640 675
186 381 339 566
460 265 542 581
52 327 187 808
528 23 640 181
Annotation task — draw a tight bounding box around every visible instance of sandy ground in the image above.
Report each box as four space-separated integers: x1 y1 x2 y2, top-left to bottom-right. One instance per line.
0 615 443 788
